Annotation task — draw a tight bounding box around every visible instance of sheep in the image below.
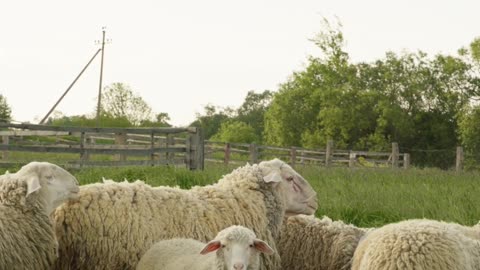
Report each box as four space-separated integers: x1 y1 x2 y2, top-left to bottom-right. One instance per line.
351 219 480 270
53 158 318 270
277 214 372 270
0 161 79 270
136 225 274 270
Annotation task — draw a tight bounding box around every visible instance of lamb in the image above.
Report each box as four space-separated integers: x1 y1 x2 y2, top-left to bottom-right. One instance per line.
0 161 79 270
277 214 372 270
53 158 318 270
136 225 274 270
351 219 480 270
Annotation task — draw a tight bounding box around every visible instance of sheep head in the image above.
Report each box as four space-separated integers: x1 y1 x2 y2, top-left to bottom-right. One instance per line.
15 161 80 214
200 225 274 270
259 158 318 216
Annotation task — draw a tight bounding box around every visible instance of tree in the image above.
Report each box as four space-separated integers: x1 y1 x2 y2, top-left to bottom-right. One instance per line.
211 121 258 143
101 83 153 126
140 112 172 127
190 105 234 139
0 94 12 123
458 105 480 167
235 90 273 143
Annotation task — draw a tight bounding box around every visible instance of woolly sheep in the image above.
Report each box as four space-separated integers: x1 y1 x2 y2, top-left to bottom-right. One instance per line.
352 219 480 270
136 225 274 270
277 214 372 270
54 158 318 270
0 161 79 270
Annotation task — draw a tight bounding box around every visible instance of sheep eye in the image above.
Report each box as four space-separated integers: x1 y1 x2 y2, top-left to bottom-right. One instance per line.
221 244 225 248
286 176 294 182
249 244 254 248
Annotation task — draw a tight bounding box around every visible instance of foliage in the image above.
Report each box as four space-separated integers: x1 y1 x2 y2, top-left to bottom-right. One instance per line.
0 94 12 123
211 121 258 143
190 105 234 139
458 104 480 167
50 114 132 127
235 90 273 143
101 82 153 126
139 112 172 127
264 19 480 168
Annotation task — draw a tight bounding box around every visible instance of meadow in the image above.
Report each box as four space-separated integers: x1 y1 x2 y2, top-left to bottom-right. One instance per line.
2 162 479 228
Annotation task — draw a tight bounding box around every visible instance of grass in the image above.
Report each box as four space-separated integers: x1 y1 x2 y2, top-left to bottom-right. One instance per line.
1 162 479 228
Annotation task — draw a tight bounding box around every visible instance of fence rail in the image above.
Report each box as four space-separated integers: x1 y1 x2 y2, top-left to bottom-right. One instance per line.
0 123 415 169
0 123 204 170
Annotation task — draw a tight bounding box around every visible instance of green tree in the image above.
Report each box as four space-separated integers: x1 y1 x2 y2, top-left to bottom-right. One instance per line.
235 90 272 143
101 83 153 126
139 112 172 127
50 114 132 127
458 105 480 167
264 18 480 168
211 121 258 143
0 94 12 123
190 105 234 139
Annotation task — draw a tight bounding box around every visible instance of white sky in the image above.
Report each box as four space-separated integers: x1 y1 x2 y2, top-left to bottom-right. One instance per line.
1 0 479 126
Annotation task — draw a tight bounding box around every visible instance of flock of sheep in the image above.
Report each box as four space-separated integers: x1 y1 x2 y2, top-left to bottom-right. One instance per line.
1 159 479 270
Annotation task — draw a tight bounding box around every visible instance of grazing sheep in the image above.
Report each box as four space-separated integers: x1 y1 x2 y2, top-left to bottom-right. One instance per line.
277 215 372 270
352 219 480 270
54 158 318 270
136 225 274 270
0 161 79 270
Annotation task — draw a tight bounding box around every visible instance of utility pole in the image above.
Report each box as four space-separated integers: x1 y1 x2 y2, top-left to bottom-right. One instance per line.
96 26 110 127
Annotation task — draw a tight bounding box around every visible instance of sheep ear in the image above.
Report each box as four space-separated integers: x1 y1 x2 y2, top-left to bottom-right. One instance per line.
263 171 282 183
26 176 42 197
254 239 274 255
200 240 221 255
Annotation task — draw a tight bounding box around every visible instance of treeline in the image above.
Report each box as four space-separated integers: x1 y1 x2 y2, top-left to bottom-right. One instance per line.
193 21 480 169
2 20 480 169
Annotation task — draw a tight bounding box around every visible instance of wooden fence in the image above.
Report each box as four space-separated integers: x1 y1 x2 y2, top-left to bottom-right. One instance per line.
0 123 412 169
204 140 410 169
0 123 204 170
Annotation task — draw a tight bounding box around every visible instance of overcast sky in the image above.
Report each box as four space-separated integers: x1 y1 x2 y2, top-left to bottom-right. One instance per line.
1 0 479 126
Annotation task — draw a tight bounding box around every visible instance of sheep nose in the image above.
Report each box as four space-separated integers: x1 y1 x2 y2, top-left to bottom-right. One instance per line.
233 263 244 270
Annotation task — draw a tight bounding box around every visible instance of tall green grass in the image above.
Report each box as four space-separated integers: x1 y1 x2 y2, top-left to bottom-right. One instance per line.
2 163 479 228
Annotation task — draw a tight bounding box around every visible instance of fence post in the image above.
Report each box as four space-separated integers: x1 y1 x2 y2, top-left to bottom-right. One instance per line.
249 143 258 164
325 140 334 167
166 134 175 165
290 147 297 167
2 135 9 160
456 146 464 172
114 132 127 161
224 143 231 165
391 142 399 168
403 153 410 169
150 132 155 166
79 132 86 167
187 128 204 170
349 151 356 168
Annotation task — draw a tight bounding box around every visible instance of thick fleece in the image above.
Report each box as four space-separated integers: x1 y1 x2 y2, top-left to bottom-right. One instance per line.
277 215 371 270
0 162 79 270
136 225 273 270
352 219 480 270
54 159 317 270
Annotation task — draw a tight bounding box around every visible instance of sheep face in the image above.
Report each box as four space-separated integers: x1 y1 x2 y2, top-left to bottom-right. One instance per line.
16 161 80 214
260 158 318 216
200 226 274 270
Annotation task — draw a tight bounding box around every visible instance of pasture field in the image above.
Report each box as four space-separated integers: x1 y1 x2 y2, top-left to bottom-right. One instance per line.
1 162 479 228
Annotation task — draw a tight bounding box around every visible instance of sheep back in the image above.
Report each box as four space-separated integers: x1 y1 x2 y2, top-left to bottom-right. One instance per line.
352 219 479 270
136 238 213 270
54 164 283 270
278 215 369 270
